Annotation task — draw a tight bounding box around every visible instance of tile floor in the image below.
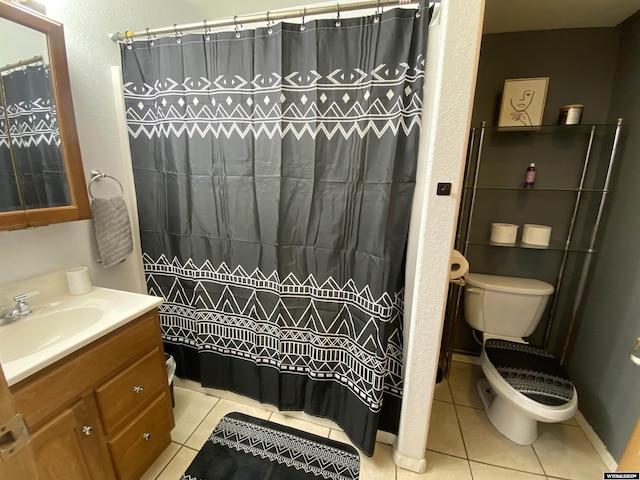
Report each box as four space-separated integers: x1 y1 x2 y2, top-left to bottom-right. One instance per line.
141 361 610 479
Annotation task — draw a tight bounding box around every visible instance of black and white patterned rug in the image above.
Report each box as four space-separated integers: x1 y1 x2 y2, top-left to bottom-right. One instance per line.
181 412 360 480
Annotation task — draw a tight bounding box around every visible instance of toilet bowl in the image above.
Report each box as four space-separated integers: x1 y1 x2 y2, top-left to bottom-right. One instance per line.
463 273 578 445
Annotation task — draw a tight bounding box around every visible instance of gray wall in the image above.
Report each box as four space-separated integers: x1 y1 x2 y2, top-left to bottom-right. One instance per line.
471 29 620 127
453 28 620 356
567 11 640 461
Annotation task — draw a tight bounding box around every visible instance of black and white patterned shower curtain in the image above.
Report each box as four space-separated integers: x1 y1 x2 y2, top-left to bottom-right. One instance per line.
122 4 430 455
1 63 69 209
0 99 21 211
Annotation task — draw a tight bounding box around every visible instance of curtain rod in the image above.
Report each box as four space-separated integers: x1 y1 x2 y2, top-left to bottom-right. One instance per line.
0 55 44 73
110 0 433 42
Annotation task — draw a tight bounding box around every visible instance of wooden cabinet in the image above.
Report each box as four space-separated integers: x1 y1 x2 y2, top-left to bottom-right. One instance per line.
11 309 174 480
31 395 114 480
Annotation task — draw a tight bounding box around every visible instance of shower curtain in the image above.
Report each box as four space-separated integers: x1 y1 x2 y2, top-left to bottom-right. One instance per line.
1 63 69 209
121 3 430 455
0 100 21 211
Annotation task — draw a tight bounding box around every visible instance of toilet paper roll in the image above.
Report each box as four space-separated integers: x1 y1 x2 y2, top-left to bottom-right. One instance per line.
66 266 92 296
449 250 469 281
522 224 552 247
490 223 519 245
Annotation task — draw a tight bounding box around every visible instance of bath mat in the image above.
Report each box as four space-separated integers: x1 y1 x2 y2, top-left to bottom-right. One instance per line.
181 412 360 480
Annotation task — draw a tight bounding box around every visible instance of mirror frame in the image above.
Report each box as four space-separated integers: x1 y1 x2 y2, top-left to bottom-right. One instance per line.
0 1 90 230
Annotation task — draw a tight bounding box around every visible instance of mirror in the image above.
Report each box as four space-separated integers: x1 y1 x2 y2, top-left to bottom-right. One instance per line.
0 1 90 230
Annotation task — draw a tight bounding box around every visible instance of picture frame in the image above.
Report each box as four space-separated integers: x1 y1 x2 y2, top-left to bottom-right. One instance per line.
498 77 549 127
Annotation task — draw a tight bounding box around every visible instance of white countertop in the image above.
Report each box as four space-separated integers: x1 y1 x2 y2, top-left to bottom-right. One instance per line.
0 271 163 386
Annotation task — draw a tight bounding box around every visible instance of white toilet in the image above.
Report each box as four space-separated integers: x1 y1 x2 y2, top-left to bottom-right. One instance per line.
463 273 578 445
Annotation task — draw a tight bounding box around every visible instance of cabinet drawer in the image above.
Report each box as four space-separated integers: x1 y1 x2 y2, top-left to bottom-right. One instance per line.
108 393 172 480
95 347 166 435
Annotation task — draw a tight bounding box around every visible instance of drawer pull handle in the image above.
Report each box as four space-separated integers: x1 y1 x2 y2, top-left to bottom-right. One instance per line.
143 433 152 441
82 426 94 436
134 386 144 394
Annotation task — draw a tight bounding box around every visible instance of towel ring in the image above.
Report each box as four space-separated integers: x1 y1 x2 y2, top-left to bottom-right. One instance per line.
88 169 124 200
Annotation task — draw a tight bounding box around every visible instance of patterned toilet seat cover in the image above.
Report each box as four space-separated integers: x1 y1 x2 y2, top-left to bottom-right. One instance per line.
484 339 574 406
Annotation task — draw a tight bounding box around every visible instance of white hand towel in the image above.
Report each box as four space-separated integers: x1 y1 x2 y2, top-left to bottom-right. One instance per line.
92 196 133 268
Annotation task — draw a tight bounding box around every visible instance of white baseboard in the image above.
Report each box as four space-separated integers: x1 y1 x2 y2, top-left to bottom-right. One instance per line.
392 444 427 473
452 352 481 365
575 410 617 471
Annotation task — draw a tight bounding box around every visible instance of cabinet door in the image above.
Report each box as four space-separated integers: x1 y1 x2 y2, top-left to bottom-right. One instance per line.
30 395 115 480
0 362 39 479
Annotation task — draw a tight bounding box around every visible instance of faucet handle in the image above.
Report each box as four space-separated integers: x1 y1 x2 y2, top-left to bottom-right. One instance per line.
13 291 39 316
13 291 40 303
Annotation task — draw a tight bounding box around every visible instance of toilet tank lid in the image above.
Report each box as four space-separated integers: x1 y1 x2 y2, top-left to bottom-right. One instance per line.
466 273 554 295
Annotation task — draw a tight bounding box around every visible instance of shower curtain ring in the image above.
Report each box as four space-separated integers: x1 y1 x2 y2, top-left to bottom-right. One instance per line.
374 0 381 23
234 16 242 38
125 31 133 49
146 28 156 46
300 8 306 31
204 20 212 41
173 24 183 43
335 3 341 27
266 11 273 35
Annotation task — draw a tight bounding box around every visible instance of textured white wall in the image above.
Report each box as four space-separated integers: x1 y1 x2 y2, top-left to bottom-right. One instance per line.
394 0 484 472
0 18 49 65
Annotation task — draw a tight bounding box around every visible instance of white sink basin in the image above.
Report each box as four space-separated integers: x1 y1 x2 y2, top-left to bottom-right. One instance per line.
0 271 163 386
0 306 105 363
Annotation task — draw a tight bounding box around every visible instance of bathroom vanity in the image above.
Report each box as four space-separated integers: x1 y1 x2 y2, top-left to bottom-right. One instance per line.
0 272 172 480
11 309 172 479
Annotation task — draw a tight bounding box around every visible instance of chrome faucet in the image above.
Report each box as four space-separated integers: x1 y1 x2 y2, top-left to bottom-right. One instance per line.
0 293 36 325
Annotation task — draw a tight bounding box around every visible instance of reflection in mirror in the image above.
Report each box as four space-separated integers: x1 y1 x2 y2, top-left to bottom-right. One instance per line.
0 1 91 230
0 16 70 211
0 92 21 211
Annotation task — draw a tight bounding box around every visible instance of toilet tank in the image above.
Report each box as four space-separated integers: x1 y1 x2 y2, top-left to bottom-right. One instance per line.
464 273 554 338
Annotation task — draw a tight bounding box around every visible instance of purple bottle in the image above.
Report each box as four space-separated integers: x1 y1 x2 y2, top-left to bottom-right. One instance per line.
524 163 536 188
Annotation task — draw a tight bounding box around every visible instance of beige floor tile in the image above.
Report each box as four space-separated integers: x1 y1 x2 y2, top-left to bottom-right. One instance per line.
470 461 547 479
533 423 608 480
171 387 219 444
173 377 210 395
448 366 485 409
434 378 453 403
329 428 358 448
560 416 579 426
184 398 272 450
285 410 342 430
457 405 544 474
356 442 396 480
426 400 466 458
268 412 330 438
330 432 393 480
175 377 279 415
156 446 199 480
397 451 472 479
140 442 181 480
